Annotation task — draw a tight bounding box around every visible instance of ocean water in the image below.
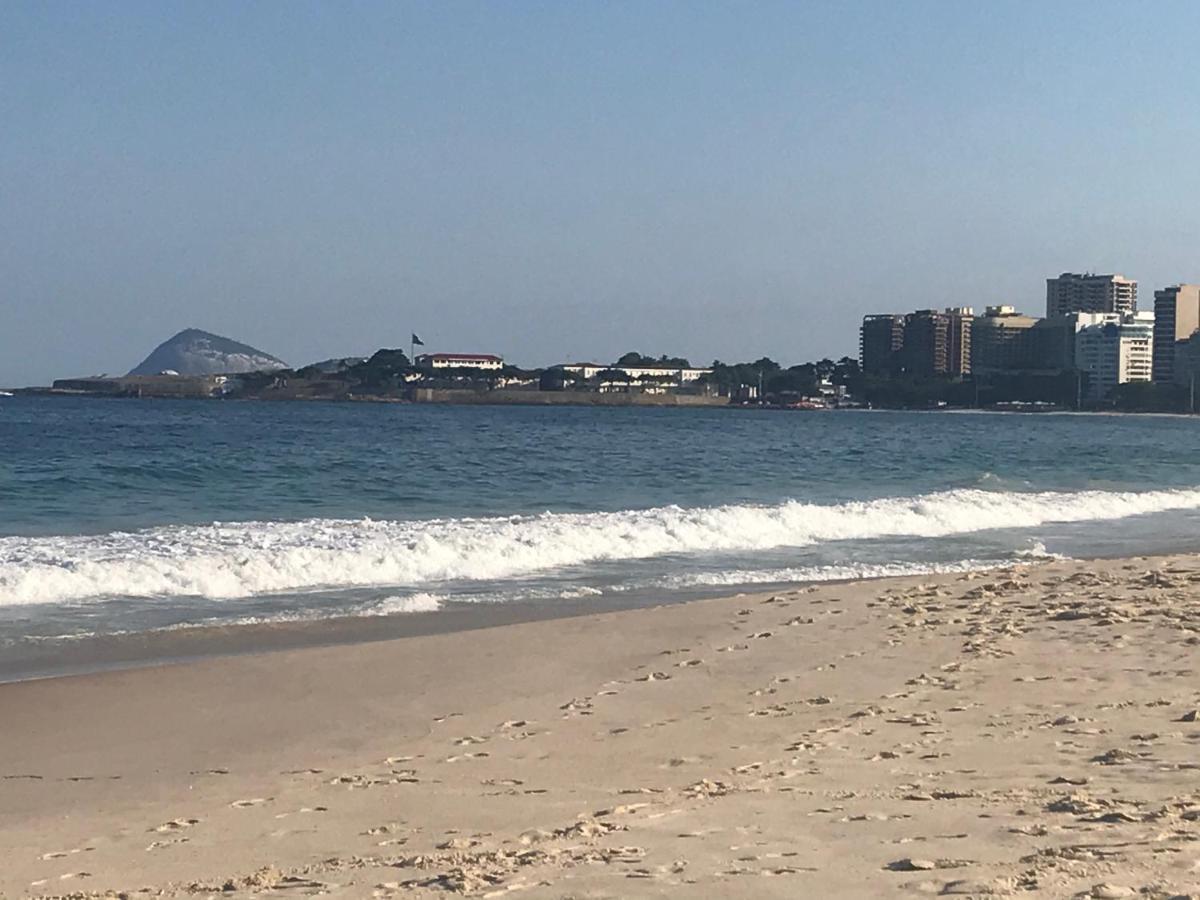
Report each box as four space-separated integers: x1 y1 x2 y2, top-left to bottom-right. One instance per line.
4 396 1200 669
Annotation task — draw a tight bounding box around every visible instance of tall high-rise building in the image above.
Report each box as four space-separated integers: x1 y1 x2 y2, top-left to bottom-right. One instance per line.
899 308 973 376
1173 332 1200 391
1152 284 1200 384
900 311 947 376
1046 273 1137 318
859 315 905 375
860 309 972 377
945 307 973 376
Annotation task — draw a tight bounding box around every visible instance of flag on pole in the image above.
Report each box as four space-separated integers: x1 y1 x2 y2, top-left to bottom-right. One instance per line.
411 333 425 346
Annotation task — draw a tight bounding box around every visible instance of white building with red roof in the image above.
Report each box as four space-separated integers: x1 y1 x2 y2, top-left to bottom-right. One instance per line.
416 353 504 371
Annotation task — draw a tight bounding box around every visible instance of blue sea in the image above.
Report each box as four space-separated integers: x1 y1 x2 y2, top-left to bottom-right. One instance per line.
5 395 1200 675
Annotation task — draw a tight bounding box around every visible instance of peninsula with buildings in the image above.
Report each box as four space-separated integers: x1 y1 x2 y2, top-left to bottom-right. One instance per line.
27 271 1200 413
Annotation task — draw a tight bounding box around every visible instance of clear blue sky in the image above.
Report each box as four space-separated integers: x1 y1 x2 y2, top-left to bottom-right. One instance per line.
4 1 1200 385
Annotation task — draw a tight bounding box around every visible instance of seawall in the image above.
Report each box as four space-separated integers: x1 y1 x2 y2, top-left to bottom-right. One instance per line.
410 388 728 407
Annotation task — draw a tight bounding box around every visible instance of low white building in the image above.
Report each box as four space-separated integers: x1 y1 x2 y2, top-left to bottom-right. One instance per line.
1074 311 1154 401
558 362 712 383
558 362 607 380
416 353 504 371
616 364 712 383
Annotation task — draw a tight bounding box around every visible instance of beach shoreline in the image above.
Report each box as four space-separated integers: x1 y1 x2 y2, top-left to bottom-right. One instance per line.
3 553 1199 897
1 568 1010 686
0 580 757 686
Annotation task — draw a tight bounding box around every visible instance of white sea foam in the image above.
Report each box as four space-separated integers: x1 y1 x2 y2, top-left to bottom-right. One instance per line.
0 487 1196 607
559 586 604 599
367 593 444 615
1014 540 1066 561
657 559 1001 588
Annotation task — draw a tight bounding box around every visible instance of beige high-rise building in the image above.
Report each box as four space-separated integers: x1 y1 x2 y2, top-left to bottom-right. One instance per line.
971 305 1039 372
1152 284 1200 384
1046 273 1137 318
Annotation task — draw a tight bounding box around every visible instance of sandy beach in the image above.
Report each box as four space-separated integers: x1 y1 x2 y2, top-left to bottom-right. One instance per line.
3 554 1199 899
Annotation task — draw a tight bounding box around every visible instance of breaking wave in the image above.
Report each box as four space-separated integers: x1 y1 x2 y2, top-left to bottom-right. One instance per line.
2 487 1198 607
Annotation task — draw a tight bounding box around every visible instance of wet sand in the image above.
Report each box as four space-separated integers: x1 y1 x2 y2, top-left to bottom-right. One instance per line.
2 554 1199 898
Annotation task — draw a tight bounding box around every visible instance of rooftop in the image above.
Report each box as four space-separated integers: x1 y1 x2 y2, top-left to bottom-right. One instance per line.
418 353 503 362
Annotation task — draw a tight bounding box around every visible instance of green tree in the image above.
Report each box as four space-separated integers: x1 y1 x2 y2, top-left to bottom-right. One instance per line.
348 349 413 391
616 351 692 368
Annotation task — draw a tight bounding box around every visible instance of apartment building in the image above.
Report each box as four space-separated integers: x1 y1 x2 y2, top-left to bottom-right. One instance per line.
1073 311 1154 401
945 307 974 376
971 306 1039 372
860 309 972 377
1152 284 1200 384
1046 273 1137 318
859 315 906 375
900 308 972 376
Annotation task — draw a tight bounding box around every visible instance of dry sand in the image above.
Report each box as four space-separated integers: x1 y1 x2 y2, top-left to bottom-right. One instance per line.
2 554 1199 898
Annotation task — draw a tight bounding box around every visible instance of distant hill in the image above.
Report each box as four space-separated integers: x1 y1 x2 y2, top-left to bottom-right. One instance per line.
128 329 288 376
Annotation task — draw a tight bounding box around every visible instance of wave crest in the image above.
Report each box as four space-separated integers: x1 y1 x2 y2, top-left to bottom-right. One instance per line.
2 487 1197 607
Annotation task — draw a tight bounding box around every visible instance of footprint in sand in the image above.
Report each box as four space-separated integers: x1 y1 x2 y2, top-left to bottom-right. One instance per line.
635 672 672 682
885 857 974 872
274 806 328 819
436 836 481 850
231 798 271 808
444 752 489 762
146 838 189 851
40 847 93 860
676 659 703 668
150 818 199 833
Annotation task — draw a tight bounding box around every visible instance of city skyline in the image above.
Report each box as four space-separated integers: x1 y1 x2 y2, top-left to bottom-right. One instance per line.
10 267 1200 389
5 2 1200 387
856 270 1200 408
